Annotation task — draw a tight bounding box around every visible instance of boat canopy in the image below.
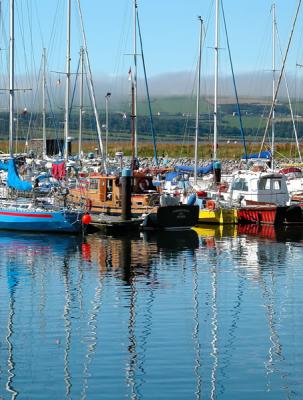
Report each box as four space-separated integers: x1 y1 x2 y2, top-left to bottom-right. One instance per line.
165 171 181 181
0 158 32 191
241 150 271 160
174 162 214 175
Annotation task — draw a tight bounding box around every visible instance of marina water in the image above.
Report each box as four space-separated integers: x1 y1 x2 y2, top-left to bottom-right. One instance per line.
0 226 302 399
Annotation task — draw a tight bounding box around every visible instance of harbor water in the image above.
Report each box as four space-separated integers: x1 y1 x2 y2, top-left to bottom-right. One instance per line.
0 225 303 399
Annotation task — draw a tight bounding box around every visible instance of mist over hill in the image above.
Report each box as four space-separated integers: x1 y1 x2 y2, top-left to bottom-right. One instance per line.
5 70 301 114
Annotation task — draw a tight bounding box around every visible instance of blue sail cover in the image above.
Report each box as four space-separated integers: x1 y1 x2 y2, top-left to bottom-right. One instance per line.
242 151 271 160
175 162 214 175
0 158 32 191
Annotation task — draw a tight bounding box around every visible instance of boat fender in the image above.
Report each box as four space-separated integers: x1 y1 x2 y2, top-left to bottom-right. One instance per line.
82 213 92 225
206 199 216 210
187 193 196 205
85 199 92 211
138 178 149 191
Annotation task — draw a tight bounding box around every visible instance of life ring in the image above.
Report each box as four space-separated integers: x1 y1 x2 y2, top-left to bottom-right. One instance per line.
138 178 149 191
206 199 216 210
85 198 92 211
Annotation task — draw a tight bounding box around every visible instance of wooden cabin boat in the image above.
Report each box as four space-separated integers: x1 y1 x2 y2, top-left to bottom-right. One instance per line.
68 172 199 230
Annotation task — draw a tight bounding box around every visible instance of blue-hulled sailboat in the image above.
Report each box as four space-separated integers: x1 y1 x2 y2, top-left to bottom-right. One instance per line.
0 0 85 233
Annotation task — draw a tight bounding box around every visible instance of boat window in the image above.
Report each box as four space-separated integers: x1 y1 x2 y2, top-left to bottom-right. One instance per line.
273 179 281 190
258 178 270 190
231 178 248 191
89 179 98 190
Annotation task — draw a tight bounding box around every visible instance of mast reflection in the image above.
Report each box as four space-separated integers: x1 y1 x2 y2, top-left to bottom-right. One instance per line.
1 233 81 399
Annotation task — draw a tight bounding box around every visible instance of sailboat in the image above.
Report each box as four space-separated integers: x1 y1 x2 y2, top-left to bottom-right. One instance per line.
0 0 85 233
178 8 237 225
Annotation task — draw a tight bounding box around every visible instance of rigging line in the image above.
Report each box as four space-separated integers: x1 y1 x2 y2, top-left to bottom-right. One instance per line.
221 0 248 161
25 0 38 80
111 0 130 89
179 35 203 159
259 0 302 156
69 55 81 118
15 1 36 91
136 7 158 166
46 86 61 143
276 25 302 162
32 0 45 49
46 0 64 67
76 0 104 163
24 53 43 149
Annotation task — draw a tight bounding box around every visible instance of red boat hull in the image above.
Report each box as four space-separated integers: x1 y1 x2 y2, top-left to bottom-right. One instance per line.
238 205 303 226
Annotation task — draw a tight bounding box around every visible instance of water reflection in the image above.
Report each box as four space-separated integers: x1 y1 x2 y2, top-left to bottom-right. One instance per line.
194 224 303 399
2 233 81 399
0 226 302 399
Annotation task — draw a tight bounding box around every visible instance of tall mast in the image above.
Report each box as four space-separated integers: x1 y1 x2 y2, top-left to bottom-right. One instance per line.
78 47 84 159
133 0 138 158
9 0 14 157
271 4 276 170
131 79 135 171
105 92 111 163
213 0 219 161
42 48 47 159
64 0 71 161
194 17 203 185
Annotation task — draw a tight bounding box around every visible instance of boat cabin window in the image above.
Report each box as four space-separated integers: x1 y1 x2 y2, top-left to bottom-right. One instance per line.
106 179 113 200
273 179 281 190
258 178 281 191
89 179 99 190
231 178 248 191
258 178 270 190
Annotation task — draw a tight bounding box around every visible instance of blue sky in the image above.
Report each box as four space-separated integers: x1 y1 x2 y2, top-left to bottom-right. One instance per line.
0 0 302 105
9 0 302 77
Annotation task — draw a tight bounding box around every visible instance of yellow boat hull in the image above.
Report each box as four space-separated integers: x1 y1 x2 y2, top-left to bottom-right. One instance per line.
197 208 238 225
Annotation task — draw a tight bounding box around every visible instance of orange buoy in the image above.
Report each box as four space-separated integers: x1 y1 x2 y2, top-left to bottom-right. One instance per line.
82 214 92 225
206 199 216 210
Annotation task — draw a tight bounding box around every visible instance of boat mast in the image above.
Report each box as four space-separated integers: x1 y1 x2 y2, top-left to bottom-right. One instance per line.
78 47 84 159
42 48 47 159
9 0 14 157
271 4 276 170
105 92 111 163
213 0 219 161
64 0 71 161
131 77 135 171
194 17 203 185
133 0 138 159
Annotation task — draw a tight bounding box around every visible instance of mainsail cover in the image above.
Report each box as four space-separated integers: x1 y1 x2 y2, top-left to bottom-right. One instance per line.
0 158 32 191
175 162 214 174
241 151 271 160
